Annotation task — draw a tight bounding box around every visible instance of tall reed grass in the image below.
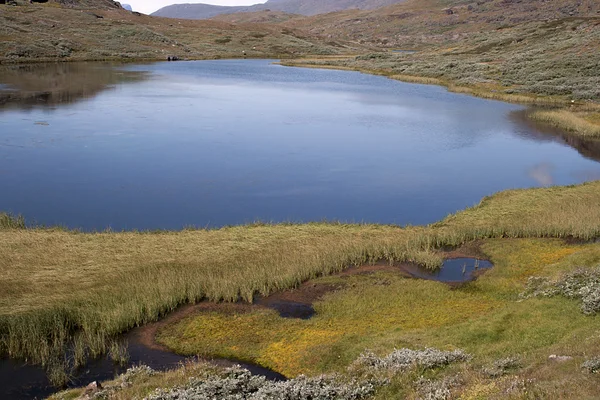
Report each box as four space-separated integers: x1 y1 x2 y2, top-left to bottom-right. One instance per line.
529 109 600 138
1 181 599 384
0 213 25 229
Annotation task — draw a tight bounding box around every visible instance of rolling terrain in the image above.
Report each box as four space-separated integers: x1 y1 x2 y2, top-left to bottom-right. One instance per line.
151 0 408 19
2 0 600 398
0 0 348 64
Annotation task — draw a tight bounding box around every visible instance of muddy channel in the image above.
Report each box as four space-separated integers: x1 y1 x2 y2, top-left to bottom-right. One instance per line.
1 252 492 400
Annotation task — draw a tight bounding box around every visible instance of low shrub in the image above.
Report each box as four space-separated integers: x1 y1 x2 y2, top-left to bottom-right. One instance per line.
352 348 470 373
581 357 600 374
416 376 460 400
521 267 600 314
482 357 521 378
145 366 376 400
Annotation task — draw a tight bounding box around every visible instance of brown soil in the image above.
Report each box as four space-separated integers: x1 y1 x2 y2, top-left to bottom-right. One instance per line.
442 239 487 259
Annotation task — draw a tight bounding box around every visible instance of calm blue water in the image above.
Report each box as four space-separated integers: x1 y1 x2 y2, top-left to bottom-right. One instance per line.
1 59 599 230
402 258 494 283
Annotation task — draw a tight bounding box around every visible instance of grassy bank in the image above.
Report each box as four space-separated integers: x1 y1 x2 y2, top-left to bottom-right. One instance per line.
52 236 600 399
283 57 600 138
1 181 600 384
529 109 600 138
154 237 600 398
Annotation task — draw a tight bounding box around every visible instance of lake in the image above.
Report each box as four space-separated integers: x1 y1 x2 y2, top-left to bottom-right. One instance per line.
1 59 599 231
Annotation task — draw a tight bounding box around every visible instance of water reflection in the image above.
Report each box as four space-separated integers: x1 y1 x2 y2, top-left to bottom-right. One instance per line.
528 162 555 186
0 63 148 111
1 60 599 230
510 109 600 163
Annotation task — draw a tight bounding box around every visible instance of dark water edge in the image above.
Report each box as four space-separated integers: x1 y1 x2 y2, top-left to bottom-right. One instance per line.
400 258 493 283
0 257 490 399
0 333 285 400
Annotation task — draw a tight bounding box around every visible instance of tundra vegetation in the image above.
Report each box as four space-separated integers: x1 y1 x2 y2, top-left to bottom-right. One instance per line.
2 0 600 398
0 181 599 398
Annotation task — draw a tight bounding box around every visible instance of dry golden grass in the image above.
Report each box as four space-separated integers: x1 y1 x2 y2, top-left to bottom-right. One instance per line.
530 109 600 138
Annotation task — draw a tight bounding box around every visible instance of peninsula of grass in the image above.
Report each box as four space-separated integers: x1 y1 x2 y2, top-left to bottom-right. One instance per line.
50 220 600 398
153 237 600 398
2 181 600 387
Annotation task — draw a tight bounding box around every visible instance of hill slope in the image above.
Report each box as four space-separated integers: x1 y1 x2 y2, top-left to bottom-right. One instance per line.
282 0 600 48
0 0 349 64
152 0 407 19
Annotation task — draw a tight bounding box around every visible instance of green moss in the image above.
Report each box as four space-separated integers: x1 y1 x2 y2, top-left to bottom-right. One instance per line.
156 238 600 399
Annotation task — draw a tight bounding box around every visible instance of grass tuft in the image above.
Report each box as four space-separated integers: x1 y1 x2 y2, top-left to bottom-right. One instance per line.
0 213 25 229
529 109 600 138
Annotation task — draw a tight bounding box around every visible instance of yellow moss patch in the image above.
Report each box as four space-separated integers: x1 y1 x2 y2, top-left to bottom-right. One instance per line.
159 273 499 376
260 328 346 376
481 238 583 287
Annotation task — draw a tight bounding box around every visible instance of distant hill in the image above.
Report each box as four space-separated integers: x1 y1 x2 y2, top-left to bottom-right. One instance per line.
152 0 407 19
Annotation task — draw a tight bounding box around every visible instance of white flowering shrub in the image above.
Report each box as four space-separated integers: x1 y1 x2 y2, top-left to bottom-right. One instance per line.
354 348 470 372
520 267 600 315
120 365 157 384
415 377 459 400
581 357 600 373
352 348 470 373
145 366 376 400
482 357 520 378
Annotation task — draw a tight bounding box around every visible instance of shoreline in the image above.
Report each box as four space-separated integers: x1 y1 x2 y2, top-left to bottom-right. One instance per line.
2 55 599 138
279 58 600 138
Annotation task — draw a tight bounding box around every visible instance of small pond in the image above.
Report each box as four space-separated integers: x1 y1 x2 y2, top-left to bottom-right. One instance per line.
401 258 494 283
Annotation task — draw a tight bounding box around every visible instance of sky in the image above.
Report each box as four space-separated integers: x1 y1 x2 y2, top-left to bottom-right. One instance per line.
124 0 267 15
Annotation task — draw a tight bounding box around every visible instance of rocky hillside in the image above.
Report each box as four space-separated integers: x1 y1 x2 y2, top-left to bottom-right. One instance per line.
282 0 600 49
0 0 351 64
152 0 407 19
49 0 122 8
